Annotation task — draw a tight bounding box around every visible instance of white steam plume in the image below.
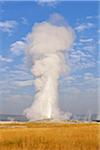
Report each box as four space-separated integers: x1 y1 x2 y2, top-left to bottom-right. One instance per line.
25 15 74 120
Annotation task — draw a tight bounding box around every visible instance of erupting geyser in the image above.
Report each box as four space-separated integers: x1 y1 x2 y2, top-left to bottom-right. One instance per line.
25 15 74 121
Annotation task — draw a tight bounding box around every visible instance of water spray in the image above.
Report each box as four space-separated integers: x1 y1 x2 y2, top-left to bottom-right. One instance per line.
24 14 74 121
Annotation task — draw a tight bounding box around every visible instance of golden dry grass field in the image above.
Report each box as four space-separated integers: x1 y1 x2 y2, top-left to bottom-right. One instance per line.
0 122 99 150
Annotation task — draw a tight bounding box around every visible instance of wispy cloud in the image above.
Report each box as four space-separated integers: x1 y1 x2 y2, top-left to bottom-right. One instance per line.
68 49 96 71
86 16 93 20
0 55 13 62
21 17 28 25
71 15 98 72
75 22 94 32
0 20 17 33
80 38 93 43
7 94 33 102
60 72 99 92
36 0 59 7
15 80 33 87
10 40 26 55
0 61 33 98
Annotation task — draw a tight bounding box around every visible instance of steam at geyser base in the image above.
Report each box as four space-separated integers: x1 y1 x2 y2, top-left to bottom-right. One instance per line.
24 14 74 121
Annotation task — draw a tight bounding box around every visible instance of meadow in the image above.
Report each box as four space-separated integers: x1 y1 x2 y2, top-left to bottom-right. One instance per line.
0 122 99 150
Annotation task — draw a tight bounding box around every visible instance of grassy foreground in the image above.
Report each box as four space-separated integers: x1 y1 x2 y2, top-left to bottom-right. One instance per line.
0 122 99 150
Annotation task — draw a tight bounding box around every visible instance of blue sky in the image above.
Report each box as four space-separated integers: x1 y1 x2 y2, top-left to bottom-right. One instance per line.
0 0 99 115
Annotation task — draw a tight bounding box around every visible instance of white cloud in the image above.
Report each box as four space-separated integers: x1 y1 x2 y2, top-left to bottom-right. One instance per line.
0 55 13 62
0 20 17 33
75 22 94 32
84 73 94 80
21 17 28 25
0 61 33 98
86 16 93 20
60 72 99 95
69 16 97 72
83 45 96 54
7 94 33 102
37 0 57 3
15 80 33 87
80 38 93 43
36 0 58 7
83 73 100 87
10 41 26 55
68 49 96 70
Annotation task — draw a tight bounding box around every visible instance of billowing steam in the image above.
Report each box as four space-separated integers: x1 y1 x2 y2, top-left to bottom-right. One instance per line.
25 14 74 120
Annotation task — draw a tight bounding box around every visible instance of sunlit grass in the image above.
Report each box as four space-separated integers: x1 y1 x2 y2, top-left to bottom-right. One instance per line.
0 122 99 150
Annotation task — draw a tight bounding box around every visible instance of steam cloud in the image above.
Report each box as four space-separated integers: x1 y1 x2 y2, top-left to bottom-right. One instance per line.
25 14 74 120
